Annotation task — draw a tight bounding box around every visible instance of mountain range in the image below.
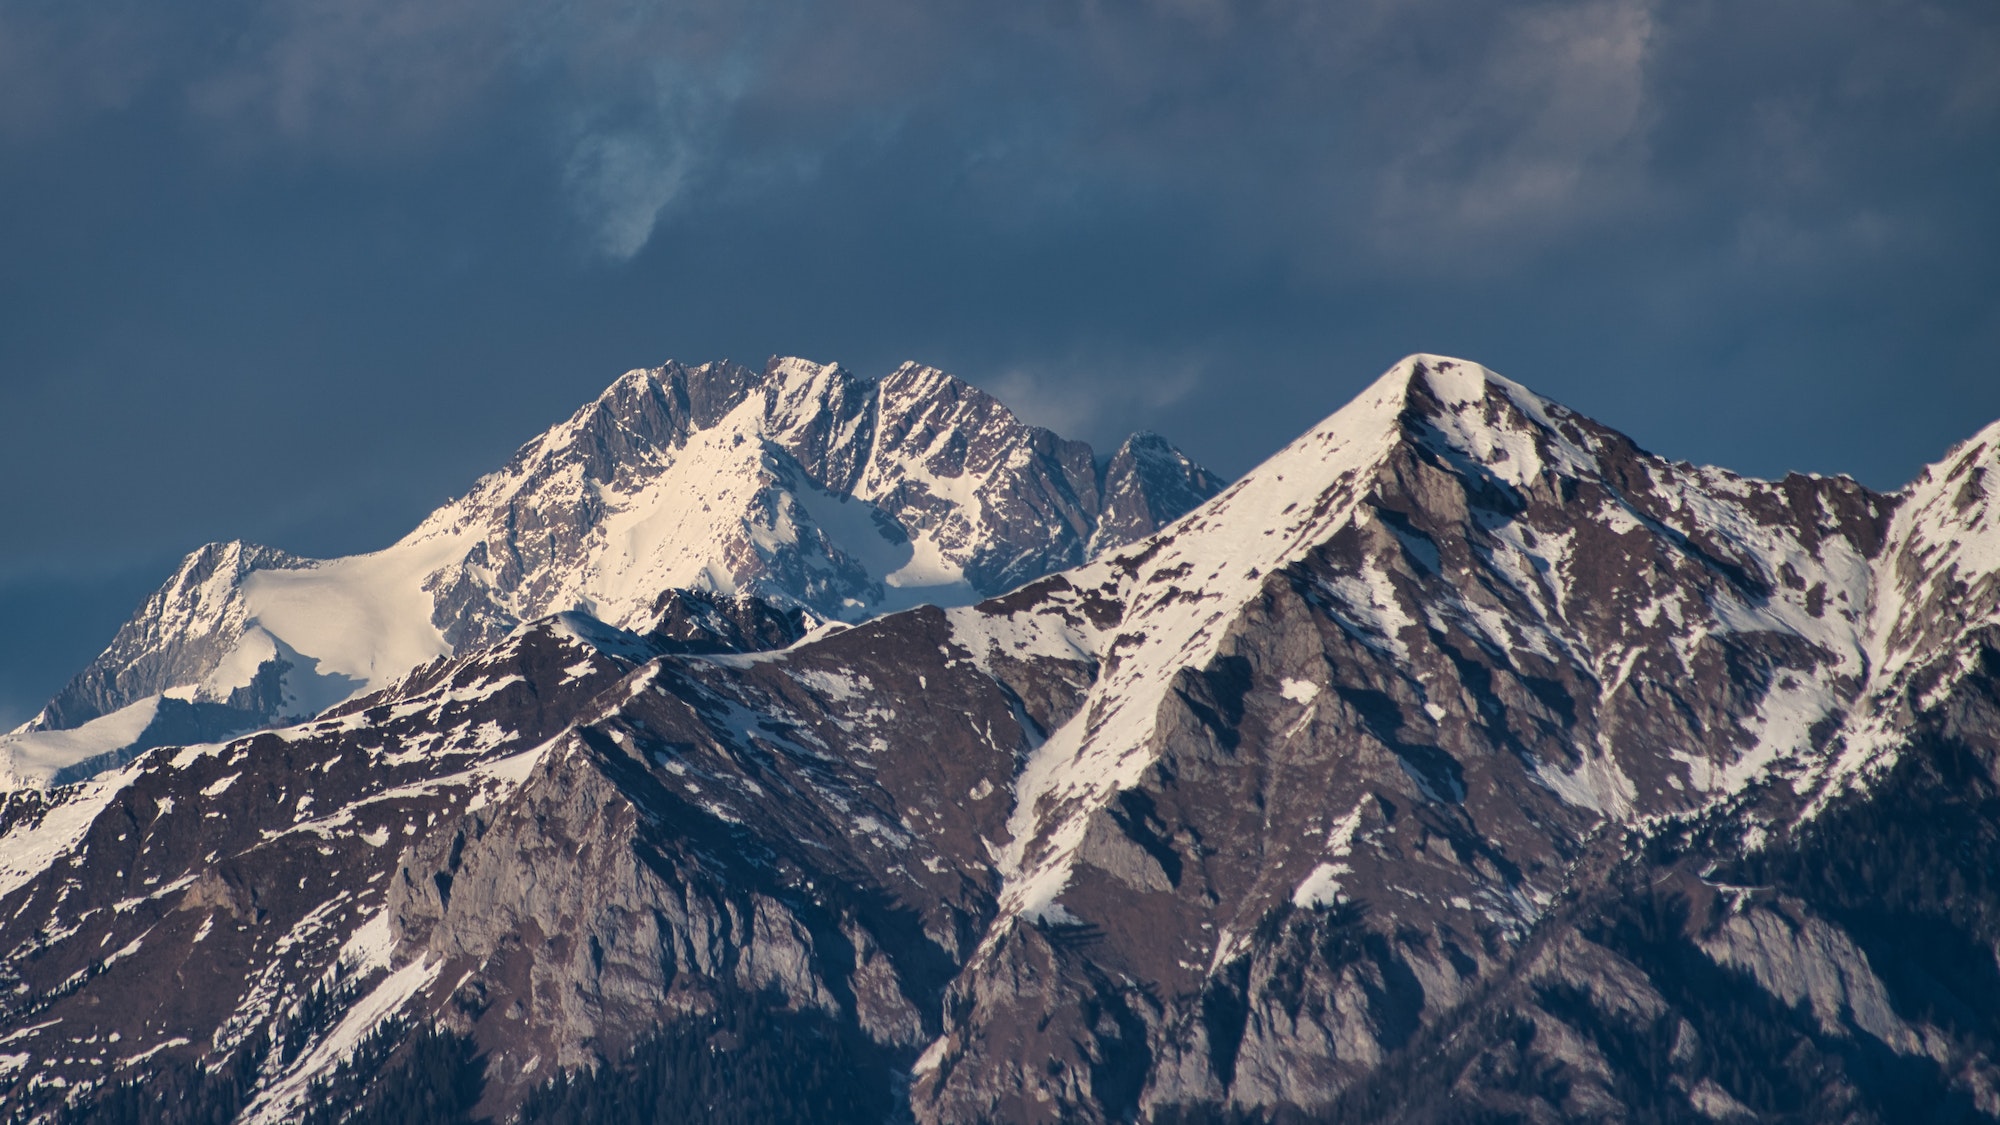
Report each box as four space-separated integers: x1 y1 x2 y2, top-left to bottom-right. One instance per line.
0 357 1219 791
1 353 1997 1124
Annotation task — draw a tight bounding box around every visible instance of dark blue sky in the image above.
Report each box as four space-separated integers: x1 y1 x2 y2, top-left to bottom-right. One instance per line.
2 0 1997 727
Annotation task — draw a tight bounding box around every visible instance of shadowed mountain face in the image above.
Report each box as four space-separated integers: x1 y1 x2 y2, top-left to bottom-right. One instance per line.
2 355 1998 1123
2 357 1222 790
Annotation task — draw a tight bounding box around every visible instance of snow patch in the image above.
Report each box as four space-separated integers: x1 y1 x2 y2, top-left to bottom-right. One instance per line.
0 768 132 898
240 954 443 1125
1292 863 1351 908
200 773 240 797
0 698 160 790
1279 678 1321 705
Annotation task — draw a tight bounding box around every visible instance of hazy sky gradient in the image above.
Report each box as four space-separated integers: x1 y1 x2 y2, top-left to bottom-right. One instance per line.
2 0 1996 726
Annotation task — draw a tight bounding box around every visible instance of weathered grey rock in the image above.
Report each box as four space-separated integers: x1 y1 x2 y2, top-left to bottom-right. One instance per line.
1698 900 1921 1051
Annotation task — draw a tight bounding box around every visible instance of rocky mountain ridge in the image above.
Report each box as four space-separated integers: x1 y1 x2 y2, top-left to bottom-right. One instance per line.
1 357 1221 791
0 354 1996 1123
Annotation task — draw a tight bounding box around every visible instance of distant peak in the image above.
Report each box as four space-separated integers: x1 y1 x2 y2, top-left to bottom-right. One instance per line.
1377 353 1538 414
1182 353 1584 535
170 539 302 581
765 355 845 385
1105 430 1216 483
1350 353 1576 454
882 359 971 398
1116 430 1173 452
760 356 865 422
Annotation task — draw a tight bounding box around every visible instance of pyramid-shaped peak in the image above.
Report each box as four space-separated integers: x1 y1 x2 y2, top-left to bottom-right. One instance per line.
1116 353 1602 582
1311 353 1610 487
1367 353 1557 421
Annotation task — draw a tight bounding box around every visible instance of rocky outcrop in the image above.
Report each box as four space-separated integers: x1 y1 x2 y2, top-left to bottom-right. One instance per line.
1092 431 1228 553
30 540 304 733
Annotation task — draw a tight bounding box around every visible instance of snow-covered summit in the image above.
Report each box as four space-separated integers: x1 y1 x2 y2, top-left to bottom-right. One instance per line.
400 356 1221 642
12 356 1222 788
978 353 1898 923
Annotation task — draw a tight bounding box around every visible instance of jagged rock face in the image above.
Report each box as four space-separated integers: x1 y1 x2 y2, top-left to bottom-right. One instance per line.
10 357 1220 789
1320 657 2000 1123
413 357 1213 638
0 542 313 790
643 587 812 654
31 542 306 732
1091 430 1227 554
2 355 1998 1124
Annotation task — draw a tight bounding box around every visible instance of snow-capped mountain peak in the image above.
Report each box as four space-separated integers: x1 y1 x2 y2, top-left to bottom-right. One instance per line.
7 356 1222 789
985 354 1891 924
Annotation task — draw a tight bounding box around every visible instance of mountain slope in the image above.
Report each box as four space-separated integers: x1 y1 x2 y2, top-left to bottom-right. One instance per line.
4 358 1222 790
915 355 1898 1119
1 354 1995 1123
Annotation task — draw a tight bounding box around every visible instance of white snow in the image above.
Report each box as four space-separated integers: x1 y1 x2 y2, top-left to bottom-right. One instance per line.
1292 863 1351 908
912 1036 951 1075
1680 669 1839 794
236 532 466 711
793 669 871 703
0 698 160 790
1531 751 1639 815
240 953 443 1125
997 355 1428 923
0 767 132 898
1806 420 2000 807
31 356 1141 787
1293 799 1367 906
199 773 240 798
337 909 397 973
1279 679 1320 705
112 1037 189 1071
944 601 1102 675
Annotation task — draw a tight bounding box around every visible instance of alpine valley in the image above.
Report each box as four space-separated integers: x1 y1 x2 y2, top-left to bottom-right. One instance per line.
3 353 1999 1124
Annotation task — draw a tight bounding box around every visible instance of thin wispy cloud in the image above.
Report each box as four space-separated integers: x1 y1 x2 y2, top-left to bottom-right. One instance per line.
988 354 1205 444
560 69 740 260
